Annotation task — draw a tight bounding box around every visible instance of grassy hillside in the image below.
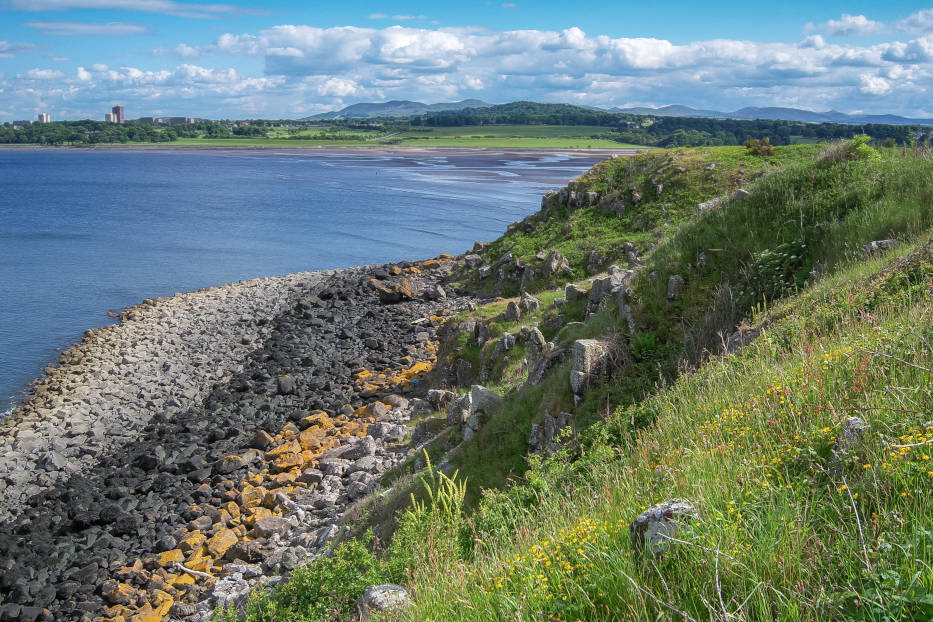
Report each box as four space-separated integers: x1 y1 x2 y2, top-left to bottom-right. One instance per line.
218 141 933 622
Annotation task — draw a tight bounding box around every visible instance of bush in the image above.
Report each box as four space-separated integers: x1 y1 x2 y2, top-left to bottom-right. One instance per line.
217 538 385 622
744 137 775 156
385 452 469 582
819 134 880 164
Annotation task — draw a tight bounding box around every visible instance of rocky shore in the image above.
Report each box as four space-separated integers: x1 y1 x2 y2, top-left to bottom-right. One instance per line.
0 256 469 621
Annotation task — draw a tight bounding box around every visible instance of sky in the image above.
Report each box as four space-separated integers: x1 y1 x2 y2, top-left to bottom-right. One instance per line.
3 1 933 120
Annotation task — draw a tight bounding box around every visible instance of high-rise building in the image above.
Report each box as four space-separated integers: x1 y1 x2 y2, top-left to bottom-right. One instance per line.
112 105 125 124
105 112 115 123
37 113 50 124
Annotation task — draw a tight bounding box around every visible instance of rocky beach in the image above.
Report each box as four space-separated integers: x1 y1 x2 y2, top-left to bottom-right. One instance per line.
0 255 470 621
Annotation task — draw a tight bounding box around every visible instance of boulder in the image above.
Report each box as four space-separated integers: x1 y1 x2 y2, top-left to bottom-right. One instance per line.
666 275 685 300
543 249 571 275
253 516 291 539
829 416 868 474
519 292 540 313
343 437 377 461
732 188 751 202
565 283 588 302
277 375 297 396
724 326 762 354
426 389 456 411
463 385 504 441
570 339 612 399
446 393 473 427
370 278 415 304
504 301 521 322
356 584 411 619
456 359 474 386
630 499 699 555
863 239 896 258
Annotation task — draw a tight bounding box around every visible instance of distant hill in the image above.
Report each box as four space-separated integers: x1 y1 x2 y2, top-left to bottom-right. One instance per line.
607 104 725 118
610 104 933 126
304 99 489 120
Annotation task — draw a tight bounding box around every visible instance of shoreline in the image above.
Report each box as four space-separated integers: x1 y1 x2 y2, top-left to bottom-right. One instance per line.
0 144 645 156
0 253 471 621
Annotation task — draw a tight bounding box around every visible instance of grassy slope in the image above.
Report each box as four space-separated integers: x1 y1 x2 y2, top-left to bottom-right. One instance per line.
220 144 933 622
410 240 933 622
402 147 933 621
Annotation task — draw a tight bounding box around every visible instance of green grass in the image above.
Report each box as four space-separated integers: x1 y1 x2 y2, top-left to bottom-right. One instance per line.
405 239 933 621
221 143 933 622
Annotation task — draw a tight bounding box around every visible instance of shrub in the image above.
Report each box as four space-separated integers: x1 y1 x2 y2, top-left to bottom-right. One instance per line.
744 137 775 156
217 538 385 622
819 134 880 164
385 452 469 582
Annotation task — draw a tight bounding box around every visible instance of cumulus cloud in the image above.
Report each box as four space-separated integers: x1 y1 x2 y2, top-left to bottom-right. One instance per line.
811 14 884 37
0 40 37 58
25 21 149 36
7 0 254 19
11 21 933 119
898 8 933 34
23 68 66 79
859 73 892 95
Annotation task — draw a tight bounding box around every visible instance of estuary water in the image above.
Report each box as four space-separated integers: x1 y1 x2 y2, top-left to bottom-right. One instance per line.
0 148 607 412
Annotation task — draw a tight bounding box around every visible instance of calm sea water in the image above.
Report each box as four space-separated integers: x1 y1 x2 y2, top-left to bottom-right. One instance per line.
0 148 604 412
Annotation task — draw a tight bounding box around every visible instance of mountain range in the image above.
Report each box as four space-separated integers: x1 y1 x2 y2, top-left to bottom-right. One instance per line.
606 104 933 126
304 100 933 126
303 99 489 120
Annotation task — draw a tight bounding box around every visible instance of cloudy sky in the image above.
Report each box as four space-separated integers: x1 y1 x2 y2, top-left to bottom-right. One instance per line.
2 1 933 120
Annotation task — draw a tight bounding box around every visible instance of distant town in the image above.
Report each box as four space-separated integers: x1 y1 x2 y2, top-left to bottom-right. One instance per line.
9 106 202 130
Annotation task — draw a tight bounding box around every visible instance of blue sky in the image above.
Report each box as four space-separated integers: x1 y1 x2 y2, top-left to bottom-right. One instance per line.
3 1 933 120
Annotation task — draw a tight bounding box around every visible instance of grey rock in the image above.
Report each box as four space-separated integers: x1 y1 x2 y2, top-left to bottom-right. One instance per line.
447 393 472 427
667 275 685 300
519 292 540 313
863 239 896 258
733 188 751 202
504 301 521 322
456 359 474 386
253 516 291 539
211 573 252 608
343 437 377 461
630 499 699 555
564 283 588 302
277 374 297 395
830 417 868 473
426 389 455 411
356 584 411 619
570 339 612 398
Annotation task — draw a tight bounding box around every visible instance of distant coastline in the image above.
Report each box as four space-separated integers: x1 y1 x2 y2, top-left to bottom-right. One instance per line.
0 144 645 155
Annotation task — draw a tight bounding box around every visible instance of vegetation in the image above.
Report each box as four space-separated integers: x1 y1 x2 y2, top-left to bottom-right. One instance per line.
216 140 933 621
4 102 930 149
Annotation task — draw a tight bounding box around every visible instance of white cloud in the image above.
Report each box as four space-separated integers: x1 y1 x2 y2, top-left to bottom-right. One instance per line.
898 8 933 34
25 21 149 36
367 13 388 19
7 0 253 19
44 53 70 61
11 20 933 119
0 40 38 58
23 68 66 79
816 14 885 37
859 73 892 95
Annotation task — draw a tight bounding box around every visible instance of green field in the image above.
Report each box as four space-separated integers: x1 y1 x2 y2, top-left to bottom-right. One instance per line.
164 124 642 149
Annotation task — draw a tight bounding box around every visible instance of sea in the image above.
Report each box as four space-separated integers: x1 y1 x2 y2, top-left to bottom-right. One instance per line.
0 148 606 414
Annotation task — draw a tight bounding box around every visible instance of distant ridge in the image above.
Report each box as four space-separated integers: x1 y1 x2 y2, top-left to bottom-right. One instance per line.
304 99 489 120
608 104 933 126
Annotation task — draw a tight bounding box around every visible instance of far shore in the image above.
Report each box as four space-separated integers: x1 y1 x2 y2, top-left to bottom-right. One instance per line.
0 144 647 156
